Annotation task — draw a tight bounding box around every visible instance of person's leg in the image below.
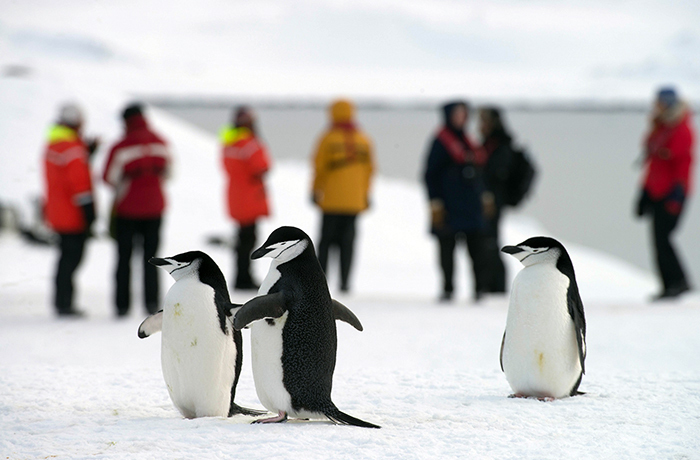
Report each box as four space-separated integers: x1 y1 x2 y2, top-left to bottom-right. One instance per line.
652 204 689 295
235 222 258 290
438 234 456 300
338 215 357 292
142 217 162 313
115 217 136 316
317 214 338 274
55 233 87 315
483 214 507 293
466 232 489 301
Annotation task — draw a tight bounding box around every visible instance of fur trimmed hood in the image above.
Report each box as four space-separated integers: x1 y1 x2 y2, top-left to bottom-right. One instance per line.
653 100 691 126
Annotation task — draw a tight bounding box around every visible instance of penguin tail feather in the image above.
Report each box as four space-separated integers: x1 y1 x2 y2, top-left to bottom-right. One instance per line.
229 403 268 417
325 409 380 429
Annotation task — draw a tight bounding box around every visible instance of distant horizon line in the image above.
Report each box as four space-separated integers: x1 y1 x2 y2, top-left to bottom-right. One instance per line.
143 95 700 113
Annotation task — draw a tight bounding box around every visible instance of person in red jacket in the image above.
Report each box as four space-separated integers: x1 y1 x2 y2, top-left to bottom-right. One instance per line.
103 103 172 316
636 87 695 300
221 106 271 290
43 103 98 317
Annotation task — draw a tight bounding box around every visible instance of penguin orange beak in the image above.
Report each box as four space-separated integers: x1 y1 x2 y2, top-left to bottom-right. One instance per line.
501 245 524 255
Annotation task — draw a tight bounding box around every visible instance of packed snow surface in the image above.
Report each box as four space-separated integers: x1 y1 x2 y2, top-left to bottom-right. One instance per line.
2 74 700 460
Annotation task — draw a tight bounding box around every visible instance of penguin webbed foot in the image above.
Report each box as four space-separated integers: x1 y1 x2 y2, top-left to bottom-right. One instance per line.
252 411 288 424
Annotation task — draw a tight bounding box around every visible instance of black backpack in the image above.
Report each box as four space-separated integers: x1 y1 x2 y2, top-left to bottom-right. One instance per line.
504 147 536 207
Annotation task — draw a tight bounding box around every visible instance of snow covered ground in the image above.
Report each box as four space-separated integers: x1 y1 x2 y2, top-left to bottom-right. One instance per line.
2 73 700 459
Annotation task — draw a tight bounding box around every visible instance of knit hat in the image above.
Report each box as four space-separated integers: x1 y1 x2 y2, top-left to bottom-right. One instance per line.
122 103 144 120
442 100 469 125
330 99 354 123
234 106 255 127
657 87 678 108
57 103 84 127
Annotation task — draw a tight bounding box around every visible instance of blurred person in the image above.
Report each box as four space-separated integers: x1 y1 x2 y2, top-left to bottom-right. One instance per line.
479 106 539 294
103 103 172 317
43 103 98 317
221 106 271 290
478 107 512 294
424 101 489 302
312 99 374 293
635 87 695 301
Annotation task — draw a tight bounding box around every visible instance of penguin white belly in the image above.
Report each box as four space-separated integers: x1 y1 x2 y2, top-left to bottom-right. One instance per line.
502 265 582 399
160 278 236 418
250 263 293 414
250 312 292 414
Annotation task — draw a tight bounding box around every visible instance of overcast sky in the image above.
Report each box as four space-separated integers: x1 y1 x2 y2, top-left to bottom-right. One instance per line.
1 0 699 101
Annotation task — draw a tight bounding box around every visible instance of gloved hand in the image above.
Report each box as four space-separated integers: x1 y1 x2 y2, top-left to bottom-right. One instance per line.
482 191 496 220
81 202 96 235
430 200 446 230
123 162 144 179
664 185 685 215
85 137 101 159
635 189 652 218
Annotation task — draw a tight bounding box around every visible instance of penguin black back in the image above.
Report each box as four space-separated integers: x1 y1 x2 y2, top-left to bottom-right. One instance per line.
266 231 338 413
239 226 379 427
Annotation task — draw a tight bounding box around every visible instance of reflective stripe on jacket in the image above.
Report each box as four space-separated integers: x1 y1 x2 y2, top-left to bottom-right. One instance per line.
103 114 171 219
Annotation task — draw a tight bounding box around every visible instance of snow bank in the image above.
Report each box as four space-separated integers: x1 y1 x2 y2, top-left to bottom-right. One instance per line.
2 62 699 460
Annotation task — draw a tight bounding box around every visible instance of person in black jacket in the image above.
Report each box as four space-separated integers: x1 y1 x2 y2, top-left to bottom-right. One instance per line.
478 106 514 294
424 101 489 302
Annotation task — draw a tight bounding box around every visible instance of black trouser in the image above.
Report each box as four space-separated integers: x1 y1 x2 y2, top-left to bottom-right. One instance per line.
55 232 88 314
234 222 257 288
318 214 357 291
652 202 689 291
115 217 161 315
438 231 489 298
482 212 506 293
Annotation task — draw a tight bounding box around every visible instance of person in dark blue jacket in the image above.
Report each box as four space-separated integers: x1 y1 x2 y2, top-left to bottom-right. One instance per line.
424 101 489 302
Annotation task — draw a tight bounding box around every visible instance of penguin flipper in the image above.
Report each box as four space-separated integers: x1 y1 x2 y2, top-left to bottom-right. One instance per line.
138 311 163 338
569 373 585 397
566 283 587 374
325 408 380 429
233 292 287 330
499 331 506 372
332 299 363 331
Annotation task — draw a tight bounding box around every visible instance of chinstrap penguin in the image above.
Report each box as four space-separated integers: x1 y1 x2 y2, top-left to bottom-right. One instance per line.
232 226 379 428
138 250 263 418
500 236 586 400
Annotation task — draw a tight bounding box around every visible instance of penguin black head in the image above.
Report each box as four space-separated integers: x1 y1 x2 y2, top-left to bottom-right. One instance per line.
501 236 568 267
251 226 312 263
150 251 217 281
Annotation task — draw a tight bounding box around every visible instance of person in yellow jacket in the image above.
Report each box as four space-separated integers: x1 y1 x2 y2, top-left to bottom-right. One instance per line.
312 99 374 293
